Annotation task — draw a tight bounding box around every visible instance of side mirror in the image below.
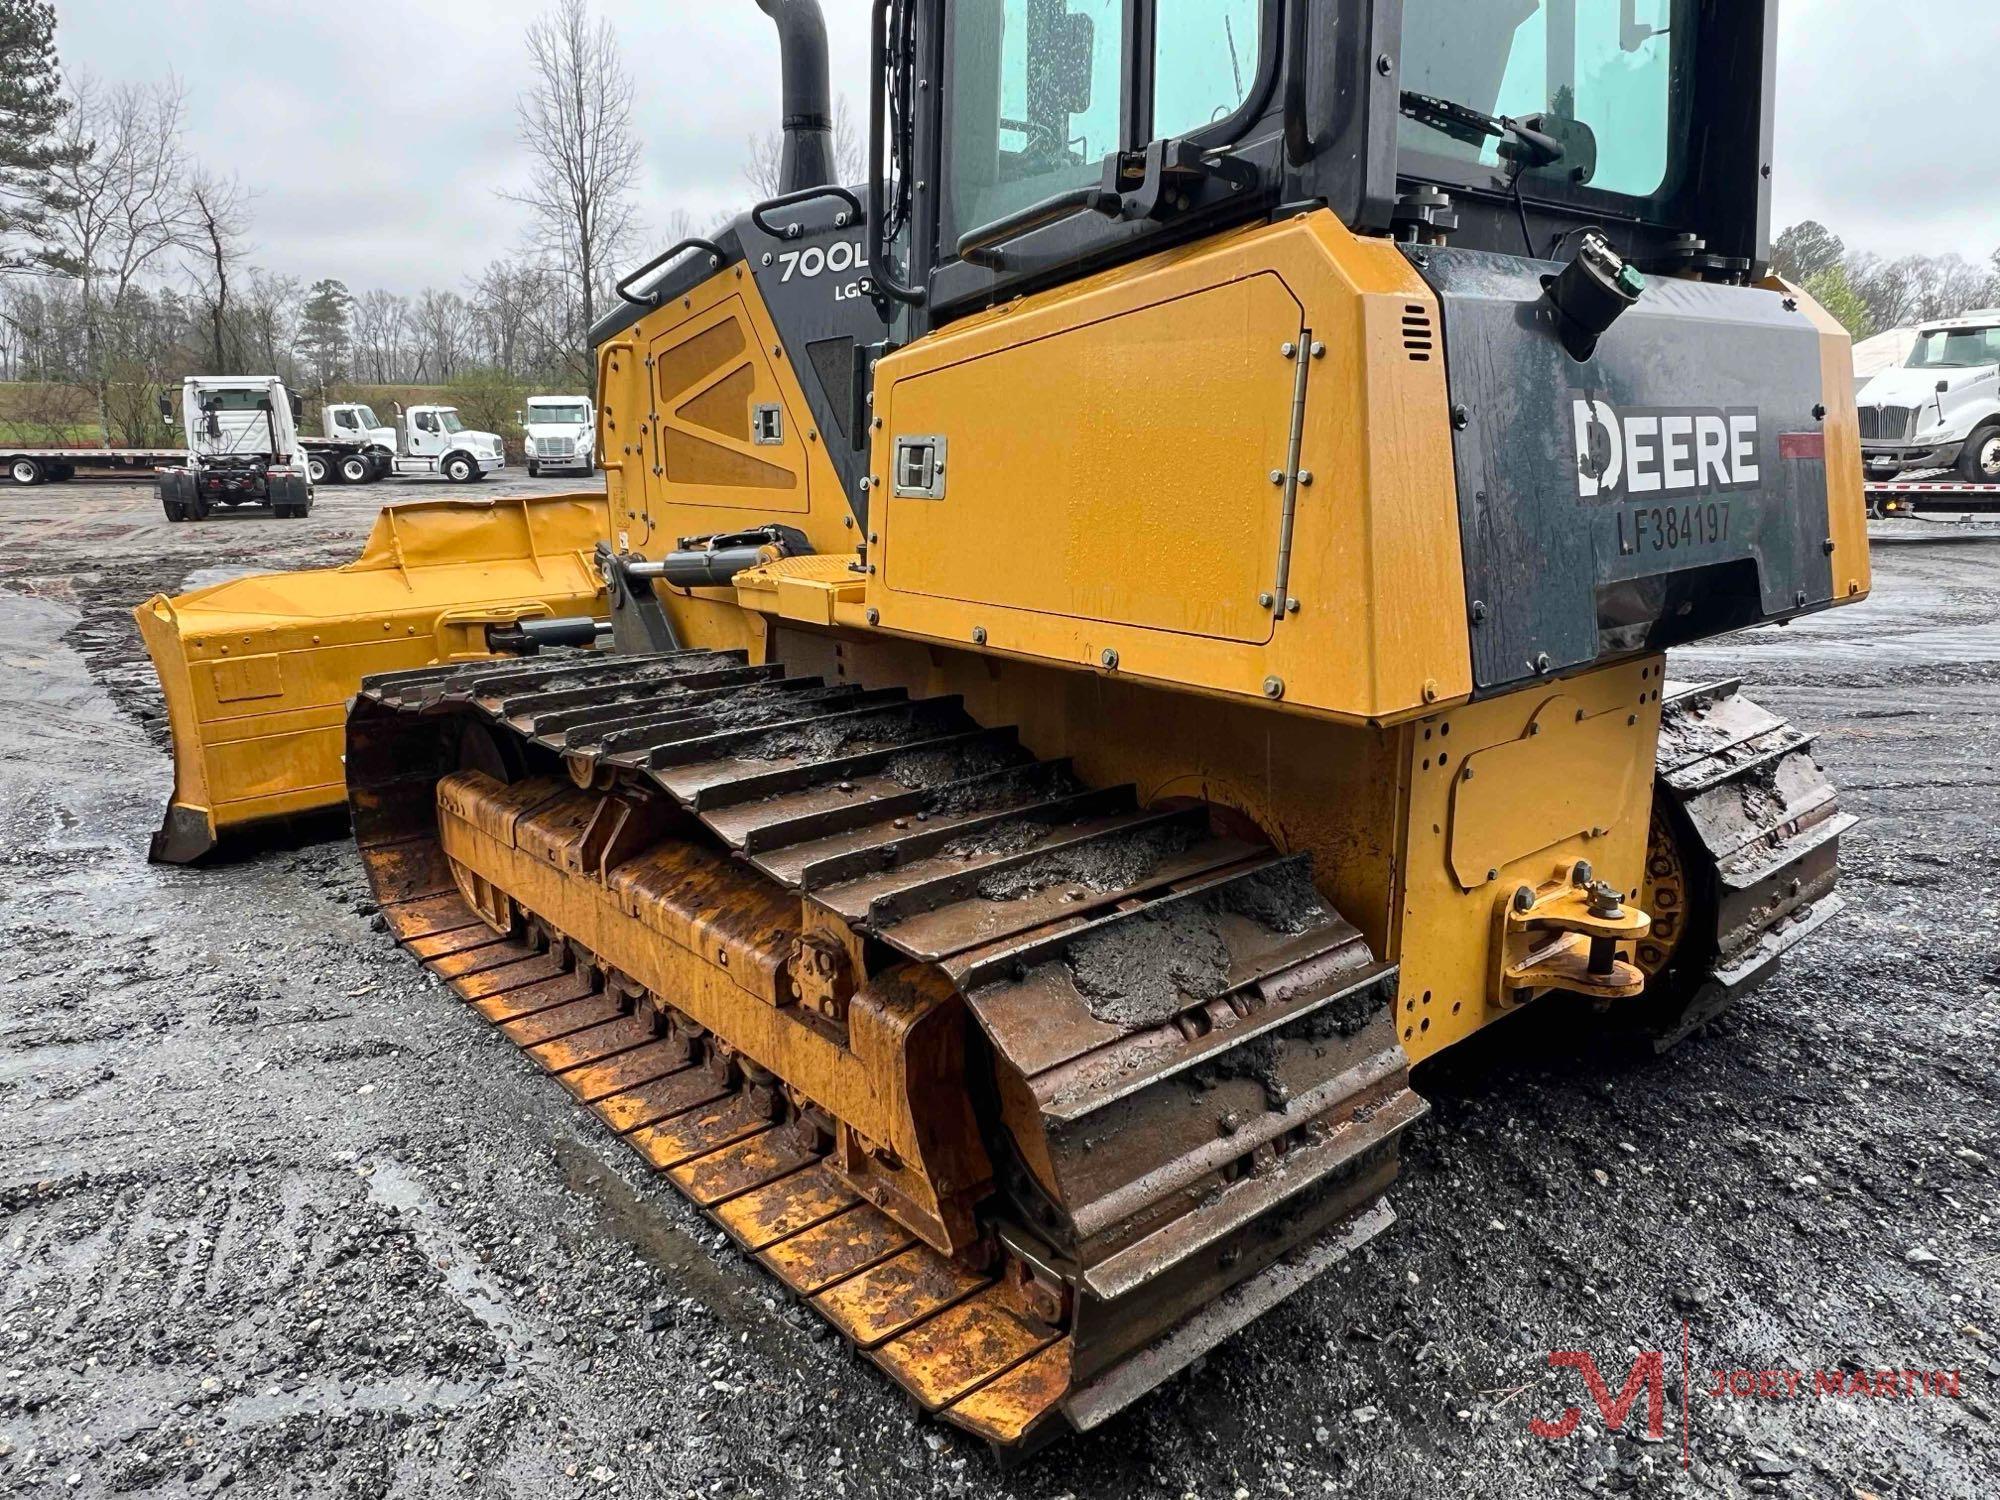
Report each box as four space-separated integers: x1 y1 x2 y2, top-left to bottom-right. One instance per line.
514 410 525 425
1519 113 1599 186
1938 379 1951 393
157 393 173 422
290 392 304 421
1620 0 1659 51
1054 11 1095 114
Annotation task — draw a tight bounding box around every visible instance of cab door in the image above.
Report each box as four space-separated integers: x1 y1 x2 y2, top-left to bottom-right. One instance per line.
408 410 442 460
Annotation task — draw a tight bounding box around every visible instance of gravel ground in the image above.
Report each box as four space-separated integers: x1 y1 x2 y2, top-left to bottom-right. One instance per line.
0 479 1994 1499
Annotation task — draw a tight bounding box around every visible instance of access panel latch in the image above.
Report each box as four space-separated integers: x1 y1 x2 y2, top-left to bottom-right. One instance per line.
892 434 946 498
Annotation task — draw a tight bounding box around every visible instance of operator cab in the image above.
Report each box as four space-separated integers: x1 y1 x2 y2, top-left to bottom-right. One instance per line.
858 0 1842 695
877 0 1773 328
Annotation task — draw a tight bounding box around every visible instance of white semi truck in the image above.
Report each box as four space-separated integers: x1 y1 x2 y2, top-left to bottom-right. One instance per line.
381 404 508 482
519 395 595 476
298 402 506 484
156 376 316 521
306 403 396 485
1857 311 2000 481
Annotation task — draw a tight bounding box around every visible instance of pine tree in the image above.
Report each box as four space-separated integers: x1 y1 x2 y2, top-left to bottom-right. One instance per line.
0 0 83 273
297 278 354 389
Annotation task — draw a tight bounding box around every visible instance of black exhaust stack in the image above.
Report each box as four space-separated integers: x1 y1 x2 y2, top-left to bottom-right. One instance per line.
755 0 836 193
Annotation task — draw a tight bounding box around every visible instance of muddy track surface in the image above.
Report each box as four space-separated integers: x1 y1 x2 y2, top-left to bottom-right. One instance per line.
1 484 1995 1499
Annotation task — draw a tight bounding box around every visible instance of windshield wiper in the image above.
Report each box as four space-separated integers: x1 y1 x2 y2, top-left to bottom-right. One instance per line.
1399 90 1564 172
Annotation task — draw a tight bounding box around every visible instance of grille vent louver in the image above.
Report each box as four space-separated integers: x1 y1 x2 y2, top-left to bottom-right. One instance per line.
1401 305 1435 363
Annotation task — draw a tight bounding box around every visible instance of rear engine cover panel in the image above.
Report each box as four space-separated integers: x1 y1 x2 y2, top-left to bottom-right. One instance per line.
1411 248 1836 691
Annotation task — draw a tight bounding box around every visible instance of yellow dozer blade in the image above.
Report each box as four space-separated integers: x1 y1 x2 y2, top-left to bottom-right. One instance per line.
136 493 611 863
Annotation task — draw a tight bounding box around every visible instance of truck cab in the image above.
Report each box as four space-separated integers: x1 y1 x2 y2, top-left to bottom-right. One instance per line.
324 402 397 452
518 395 596 476
157 376 314 521
303 402 398 485
1858 312 2000 481
389 404 508 483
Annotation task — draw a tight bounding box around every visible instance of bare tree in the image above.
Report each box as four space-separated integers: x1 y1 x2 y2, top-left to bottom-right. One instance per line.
506 0 642 390
1849 251 1999 332
352 287 410 384
182 170 250 371
412 287 473 382
1928 256 1996 321
469 258 542 377
43 73 199 440
237 268 301 379
0 275 85 386
742 134 784 201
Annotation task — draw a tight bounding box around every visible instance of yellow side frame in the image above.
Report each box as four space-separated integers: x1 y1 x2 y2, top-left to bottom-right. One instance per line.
1776 276 1872 606
866 210 1472 727
1392 655 1665 1063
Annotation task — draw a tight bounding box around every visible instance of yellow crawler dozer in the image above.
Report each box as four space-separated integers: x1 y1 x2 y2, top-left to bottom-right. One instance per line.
146 0 1868 1453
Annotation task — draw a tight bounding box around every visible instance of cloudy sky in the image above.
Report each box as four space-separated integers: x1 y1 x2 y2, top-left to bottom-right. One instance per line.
49 0 2000 296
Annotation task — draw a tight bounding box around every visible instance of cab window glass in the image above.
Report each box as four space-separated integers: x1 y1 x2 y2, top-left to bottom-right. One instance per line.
1153 0 1261 139
1906 329 2000 370
1400 0 1683 200
203 388 270 412
946 0 1124 246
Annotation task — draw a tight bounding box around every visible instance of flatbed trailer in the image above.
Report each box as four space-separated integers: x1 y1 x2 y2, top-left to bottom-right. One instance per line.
5 441 391 490
1866 477 2000 516
4 448 185 485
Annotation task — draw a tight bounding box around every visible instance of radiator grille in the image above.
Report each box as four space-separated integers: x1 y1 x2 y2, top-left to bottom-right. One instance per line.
1859 405 1916 442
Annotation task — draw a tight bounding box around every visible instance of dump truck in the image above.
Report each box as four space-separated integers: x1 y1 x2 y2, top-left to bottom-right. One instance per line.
142 0 1868 1452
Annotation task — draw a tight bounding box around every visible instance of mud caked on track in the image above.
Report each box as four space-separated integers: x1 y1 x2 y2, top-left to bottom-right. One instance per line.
1 479 1996 1498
